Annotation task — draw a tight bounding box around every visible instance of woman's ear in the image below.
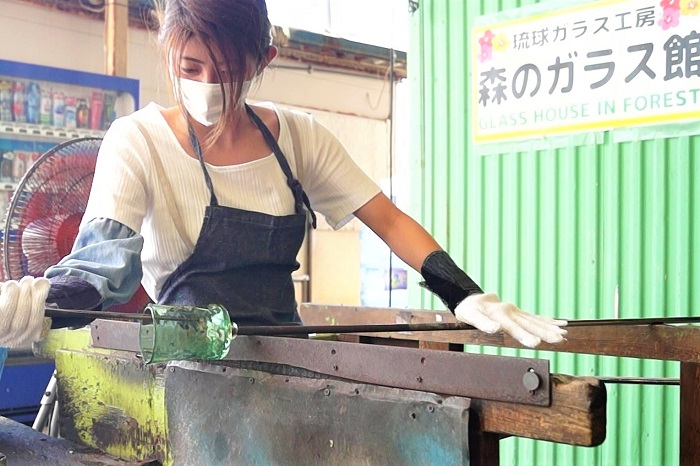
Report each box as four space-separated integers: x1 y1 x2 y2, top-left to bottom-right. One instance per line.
264 46 278 66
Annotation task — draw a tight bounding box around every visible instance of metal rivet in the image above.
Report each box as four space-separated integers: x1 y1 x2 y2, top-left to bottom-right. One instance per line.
333 365 339 371
409 412 417 419
427 405 435 413
331 349 337 355
416 376 423 383
324 388 331 396
523 368 541 391
169 367 175 373
249 377 255 384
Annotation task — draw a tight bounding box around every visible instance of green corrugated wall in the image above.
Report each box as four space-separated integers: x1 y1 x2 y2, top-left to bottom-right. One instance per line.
407 1 698 465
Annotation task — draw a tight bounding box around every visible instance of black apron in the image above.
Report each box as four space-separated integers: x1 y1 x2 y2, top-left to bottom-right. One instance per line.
157 105 316 326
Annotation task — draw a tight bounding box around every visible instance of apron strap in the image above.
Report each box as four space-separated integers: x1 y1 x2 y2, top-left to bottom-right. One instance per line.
282 109 318 229
188 125 219 207
245 105 317 228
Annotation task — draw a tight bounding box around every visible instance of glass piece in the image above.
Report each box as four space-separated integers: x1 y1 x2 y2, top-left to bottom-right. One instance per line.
139 304 234 364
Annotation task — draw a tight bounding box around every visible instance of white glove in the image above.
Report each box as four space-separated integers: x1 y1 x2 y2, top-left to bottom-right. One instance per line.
455 293 567 348
0 276 50 348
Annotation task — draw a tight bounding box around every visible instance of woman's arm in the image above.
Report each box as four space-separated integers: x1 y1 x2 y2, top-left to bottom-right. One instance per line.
354 192 567 348
354 192 440 271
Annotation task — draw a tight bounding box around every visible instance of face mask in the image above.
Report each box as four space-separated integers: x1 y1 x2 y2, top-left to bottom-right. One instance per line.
178 78 252 126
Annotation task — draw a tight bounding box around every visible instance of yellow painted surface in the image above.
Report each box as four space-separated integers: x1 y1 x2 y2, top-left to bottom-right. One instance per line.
55 351 169 463
34 326 93 357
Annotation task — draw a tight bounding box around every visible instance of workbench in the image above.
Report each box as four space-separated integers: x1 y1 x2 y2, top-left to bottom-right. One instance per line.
298 304 700 465
16 304 616 466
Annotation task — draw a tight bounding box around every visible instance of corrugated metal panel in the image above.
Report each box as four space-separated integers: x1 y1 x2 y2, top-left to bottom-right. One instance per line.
408 1 696 465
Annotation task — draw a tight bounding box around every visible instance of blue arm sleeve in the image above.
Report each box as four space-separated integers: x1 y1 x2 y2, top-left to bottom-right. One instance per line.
44 218 144 310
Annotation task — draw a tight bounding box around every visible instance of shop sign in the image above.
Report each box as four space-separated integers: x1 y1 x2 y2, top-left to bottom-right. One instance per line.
472 0 700 144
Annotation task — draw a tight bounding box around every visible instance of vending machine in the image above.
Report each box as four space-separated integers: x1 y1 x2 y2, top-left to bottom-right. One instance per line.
0 58 139 424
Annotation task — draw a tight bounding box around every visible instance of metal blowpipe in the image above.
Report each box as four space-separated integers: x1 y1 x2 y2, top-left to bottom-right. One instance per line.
43 307 700 335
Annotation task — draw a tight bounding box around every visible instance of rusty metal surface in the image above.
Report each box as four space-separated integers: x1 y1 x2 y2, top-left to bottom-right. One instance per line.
224 336 550 406
90 320 551 406
165 362 470 466
0 416 146 466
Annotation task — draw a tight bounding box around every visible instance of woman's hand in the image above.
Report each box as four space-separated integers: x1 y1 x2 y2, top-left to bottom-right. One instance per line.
0 276 50 348
455 293 567 348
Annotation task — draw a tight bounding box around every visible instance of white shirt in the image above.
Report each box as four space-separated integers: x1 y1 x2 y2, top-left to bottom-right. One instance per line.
82 101 381 299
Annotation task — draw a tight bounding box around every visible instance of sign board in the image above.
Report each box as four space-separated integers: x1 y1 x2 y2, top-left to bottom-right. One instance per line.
472 0 700 145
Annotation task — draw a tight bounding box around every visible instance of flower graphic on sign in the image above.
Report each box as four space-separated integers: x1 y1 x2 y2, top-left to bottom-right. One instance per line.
479 46 493 63
658 7 681 28
479 30 494 47
478 30 494 63
477 29 511 63
680 0 699 15
492 33 510 52
661 0 681 8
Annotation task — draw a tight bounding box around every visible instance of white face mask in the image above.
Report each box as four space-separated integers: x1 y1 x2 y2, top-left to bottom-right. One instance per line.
178 78 251 126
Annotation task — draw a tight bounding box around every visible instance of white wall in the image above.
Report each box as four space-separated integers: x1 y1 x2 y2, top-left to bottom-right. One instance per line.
0 0 402 306
0 0 394 119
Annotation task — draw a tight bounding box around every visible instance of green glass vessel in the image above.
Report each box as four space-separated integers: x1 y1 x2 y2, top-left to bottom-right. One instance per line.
139 304 234 364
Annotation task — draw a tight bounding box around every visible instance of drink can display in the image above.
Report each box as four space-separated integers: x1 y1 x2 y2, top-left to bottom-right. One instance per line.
52 91 65 127
76 98 90 129
64 96 77 130
12 151 27 181
90 91 103 130
0 151 15 182
0 81 12 122
103 93 117 129
26 82 41 124
12 81 26 123
40 89 53 125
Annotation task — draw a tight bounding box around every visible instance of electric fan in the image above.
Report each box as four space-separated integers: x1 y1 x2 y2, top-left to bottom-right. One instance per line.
1 137 150 313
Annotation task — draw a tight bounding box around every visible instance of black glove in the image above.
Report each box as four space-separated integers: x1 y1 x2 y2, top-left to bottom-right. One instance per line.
419 250 483 312
47 275 103 328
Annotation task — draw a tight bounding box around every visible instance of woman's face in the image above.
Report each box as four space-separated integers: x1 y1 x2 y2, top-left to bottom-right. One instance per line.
176 37 230 84
174 37 277 84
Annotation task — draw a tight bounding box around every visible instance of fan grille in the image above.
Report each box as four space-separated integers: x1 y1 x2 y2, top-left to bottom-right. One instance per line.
1 137 150 312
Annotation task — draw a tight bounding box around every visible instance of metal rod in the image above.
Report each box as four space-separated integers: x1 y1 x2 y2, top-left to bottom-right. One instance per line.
597 377 680 386
561 316 700 327
45 308 153 320
45 307 700 334
237 316 700 337
237 322 474 336
44 308 188 322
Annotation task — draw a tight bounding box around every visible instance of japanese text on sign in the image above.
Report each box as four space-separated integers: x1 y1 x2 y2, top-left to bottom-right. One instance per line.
472 0 700 144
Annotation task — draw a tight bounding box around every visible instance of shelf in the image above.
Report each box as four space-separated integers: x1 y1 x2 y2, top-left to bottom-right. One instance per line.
0 121 105 142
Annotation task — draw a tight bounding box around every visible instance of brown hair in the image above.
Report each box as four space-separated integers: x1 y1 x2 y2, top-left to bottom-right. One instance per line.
154 0 272 145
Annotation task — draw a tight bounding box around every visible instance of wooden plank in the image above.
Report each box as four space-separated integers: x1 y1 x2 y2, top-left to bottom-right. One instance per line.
300 304 700 363
680 362 700 464
471 374 606 446
105 0 129 76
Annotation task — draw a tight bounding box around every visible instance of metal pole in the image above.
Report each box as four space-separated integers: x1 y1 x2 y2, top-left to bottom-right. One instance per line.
236 316 700 337
45 307 700 334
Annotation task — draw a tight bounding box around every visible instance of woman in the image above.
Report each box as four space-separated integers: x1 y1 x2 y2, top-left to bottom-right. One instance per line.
0 0 565 349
